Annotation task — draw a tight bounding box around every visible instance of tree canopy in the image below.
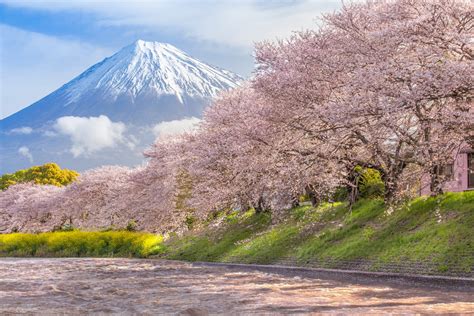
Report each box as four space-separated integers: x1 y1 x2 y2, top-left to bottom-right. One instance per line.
0 163 79 190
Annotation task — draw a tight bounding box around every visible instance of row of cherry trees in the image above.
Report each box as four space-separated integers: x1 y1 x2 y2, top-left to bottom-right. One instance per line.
0 165 183 233
145 0 473 215
1 0 472 232
253 0 473 202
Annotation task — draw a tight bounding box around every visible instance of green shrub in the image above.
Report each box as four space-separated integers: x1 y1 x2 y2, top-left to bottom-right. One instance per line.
332 187 348 202
185 215 196 230
0 231 163 258
356 166 385 199
225 210 240 224
363 227 375 241
126 220 138 232
299 194 310 202
0 163 79 190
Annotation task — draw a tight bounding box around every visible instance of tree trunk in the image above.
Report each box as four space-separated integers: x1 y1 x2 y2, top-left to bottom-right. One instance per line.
239 201 250 212
254 196 266 214
429 165 444 196
347 168 361 209
291 196 300 208
348 184 358 210
383 173 400 205
383 182 397 205
381 160 406 206
305 185 320 207
310 193 320 208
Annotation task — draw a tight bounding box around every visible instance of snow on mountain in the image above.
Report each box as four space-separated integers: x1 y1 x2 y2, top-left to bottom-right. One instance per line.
62 40 241 104
2 40 242 130
0 40 242 173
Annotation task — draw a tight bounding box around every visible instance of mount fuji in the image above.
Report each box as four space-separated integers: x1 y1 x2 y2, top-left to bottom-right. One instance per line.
1 40 242 173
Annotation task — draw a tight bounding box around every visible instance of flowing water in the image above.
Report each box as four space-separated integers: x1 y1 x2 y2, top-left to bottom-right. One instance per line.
0 258 472 315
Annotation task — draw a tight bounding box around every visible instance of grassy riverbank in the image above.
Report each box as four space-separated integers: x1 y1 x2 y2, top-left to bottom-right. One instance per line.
163 191 474 275
0 191 472 275
0 231 163 258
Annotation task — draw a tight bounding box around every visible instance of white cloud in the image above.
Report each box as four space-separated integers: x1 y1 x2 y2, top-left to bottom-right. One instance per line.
18 146 33 162
9 126 33 135
43 130 58 137
152 117 201 138
54 115 127 157
0 1 341 49
0 24 110 119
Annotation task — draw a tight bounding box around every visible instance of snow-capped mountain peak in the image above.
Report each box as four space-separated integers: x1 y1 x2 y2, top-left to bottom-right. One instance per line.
63 40 242 104
1 40 242 173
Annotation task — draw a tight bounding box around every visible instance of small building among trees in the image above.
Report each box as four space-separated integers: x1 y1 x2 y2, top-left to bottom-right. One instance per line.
421 147 474 195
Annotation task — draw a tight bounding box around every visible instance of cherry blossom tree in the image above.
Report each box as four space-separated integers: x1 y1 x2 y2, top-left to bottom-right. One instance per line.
142 85 343 221
0 182 64 233
325 0 473 196
0 165 182 233
254 0 473 202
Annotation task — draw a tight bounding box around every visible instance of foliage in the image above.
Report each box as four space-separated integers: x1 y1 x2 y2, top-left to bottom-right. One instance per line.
355 167 385 199
332 187 349 202
126 220 138 232
185 215 196 230
0 231 163 258
0 163 78 190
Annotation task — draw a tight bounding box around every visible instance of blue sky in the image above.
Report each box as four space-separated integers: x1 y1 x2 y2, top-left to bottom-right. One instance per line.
0 0 341 119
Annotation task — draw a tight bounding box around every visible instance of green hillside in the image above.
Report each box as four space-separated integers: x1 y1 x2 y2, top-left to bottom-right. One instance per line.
163 191 474 276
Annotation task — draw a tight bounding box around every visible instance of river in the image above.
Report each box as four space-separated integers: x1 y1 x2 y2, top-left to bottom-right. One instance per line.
0 258 472 314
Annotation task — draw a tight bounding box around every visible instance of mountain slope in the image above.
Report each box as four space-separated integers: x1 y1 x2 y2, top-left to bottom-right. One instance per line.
62 40 240 103
1 40 241 130
0 40 242 173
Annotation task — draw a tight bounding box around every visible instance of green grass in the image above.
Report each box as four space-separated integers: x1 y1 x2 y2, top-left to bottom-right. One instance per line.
165 212 271 262
163 191 474 274
0 231 164 258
